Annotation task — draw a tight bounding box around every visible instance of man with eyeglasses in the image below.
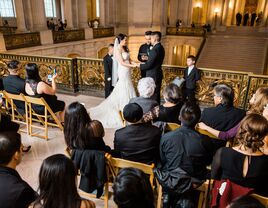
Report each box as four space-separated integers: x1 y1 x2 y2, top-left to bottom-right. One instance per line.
200 84 246 132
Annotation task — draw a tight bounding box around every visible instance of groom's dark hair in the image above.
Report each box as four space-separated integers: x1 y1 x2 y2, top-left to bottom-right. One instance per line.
151 31 162 41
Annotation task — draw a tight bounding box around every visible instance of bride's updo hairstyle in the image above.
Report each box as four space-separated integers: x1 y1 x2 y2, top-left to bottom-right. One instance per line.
117 33 129 52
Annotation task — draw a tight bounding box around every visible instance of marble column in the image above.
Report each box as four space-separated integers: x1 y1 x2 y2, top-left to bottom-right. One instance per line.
31 0 47 31
78 0 88 28
14 0 27 32
222 0 230 25
64 0 74 29
262 0 268 26
99 0 105 26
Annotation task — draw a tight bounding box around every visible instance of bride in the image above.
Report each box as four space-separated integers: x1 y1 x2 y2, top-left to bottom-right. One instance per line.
89 34 137 128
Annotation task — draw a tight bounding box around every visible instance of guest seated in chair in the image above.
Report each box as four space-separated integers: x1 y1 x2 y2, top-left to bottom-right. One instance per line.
0 97 31 152
157 102 222 207
201 84 246 132
64 102 110 152
129 77 158 114
160 102 221 180
24 63 65 122
0 131 37 208
2 60 26 114
31 154 95 208
198 87 268 141
211 114 268 197
142 83 184 124
113 167 154 208
114 103 161 164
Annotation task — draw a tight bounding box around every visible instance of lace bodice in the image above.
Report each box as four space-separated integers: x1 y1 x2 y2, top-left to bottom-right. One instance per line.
122 52 130 61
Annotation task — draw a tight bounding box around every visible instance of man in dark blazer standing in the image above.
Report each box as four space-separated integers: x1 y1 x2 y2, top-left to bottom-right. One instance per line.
183 55 200 102
138 31 165 104
137 31 152 78
113 103 161 165
103 44 114 98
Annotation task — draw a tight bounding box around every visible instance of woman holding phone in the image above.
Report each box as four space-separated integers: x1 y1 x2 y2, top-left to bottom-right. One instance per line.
25 63 65 122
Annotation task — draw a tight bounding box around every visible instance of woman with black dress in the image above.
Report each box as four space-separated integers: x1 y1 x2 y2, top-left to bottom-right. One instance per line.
142 83 183 124
211 114 268 196
24 63 65 122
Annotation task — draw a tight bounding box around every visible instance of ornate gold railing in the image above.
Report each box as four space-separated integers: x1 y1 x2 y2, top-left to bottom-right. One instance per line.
0 26 17 35
3 32 41 50
52 29 85 44
166 27 206 36
93 27 114 38
1 53 267 109
0 53 76 92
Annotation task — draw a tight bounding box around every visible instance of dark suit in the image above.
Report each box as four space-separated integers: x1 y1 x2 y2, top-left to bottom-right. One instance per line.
183 66 200 102
160 126 222 180
140 42 165 104
201 104 246 131
103 54 113 98
243 13 249 26
129 96 158 114
3 75 26 114
0 166 37 208
138 43 151 78
114 123 161 164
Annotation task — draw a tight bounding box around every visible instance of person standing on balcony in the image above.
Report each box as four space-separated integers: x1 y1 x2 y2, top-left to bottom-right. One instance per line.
103 44 114 98
182 55 200 103
243 11 249 26
137 31 152 78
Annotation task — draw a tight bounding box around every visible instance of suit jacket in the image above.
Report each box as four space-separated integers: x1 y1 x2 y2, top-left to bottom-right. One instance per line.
160 126 222 180
3 75 26 114
137 43 151 62
201 104 246 131
129 96 158 114
0 166 37 208
140 42 165 81
71 149 106 198
183 66 200 90
114 123 161 164
103 54 113 82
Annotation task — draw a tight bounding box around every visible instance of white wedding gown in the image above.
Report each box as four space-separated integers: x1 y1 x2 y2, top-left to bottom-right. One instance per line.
89 52 136 128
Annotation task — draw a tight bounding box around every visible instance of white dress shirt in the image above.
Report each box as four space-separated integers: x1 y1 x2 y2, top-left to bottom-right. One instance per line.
187 65 194 76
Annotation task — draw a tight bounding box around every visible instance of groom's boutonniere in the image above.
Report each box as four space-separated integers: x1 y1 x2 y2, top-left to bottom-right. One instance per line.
149 46 153 50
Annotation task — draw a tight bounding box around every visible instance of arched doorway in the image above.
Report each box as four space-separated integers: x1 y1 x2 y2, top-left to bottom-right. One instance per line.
171 45 197 66
97 47 108 59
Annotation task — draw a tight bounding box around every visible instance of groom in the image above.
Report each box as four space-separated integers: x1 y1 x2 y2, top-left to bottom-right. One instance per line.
138 31 165 104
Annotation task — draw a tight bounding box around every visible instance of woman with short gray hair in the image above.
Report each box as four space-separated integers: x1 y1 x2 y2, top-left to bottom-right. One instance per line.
129 78 158 114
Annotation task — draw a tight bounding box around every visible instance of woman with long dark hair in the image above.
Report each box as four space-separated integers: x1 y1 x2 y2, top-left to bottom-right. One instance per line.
64 102 110 151
113 167 155 208
24 63 65 122
89 33 137 128
32 154 95 208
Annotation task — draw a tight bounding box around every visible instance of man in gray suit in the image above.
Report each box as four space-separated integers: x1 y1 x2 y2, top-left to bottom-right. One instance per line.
129 77 158 114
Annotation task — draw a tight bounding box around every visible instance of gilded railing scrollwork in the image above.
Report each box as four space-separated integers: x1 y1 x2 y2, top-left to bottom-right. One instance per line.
53 29 85 44
0 53 76 92
4 32 41 50
93 27 115 38
0 53 267 109
166 27 205 36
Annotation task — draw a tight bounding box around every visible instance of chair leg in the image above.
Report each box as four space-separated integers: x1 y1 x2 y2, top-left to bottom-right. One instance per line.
104 182 109 208
157 183 162 208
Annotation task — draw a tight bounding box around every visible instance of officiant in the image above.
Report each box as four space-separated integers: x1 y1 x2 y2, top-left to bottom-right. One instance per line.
103 44 114 98
137 31 152 78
